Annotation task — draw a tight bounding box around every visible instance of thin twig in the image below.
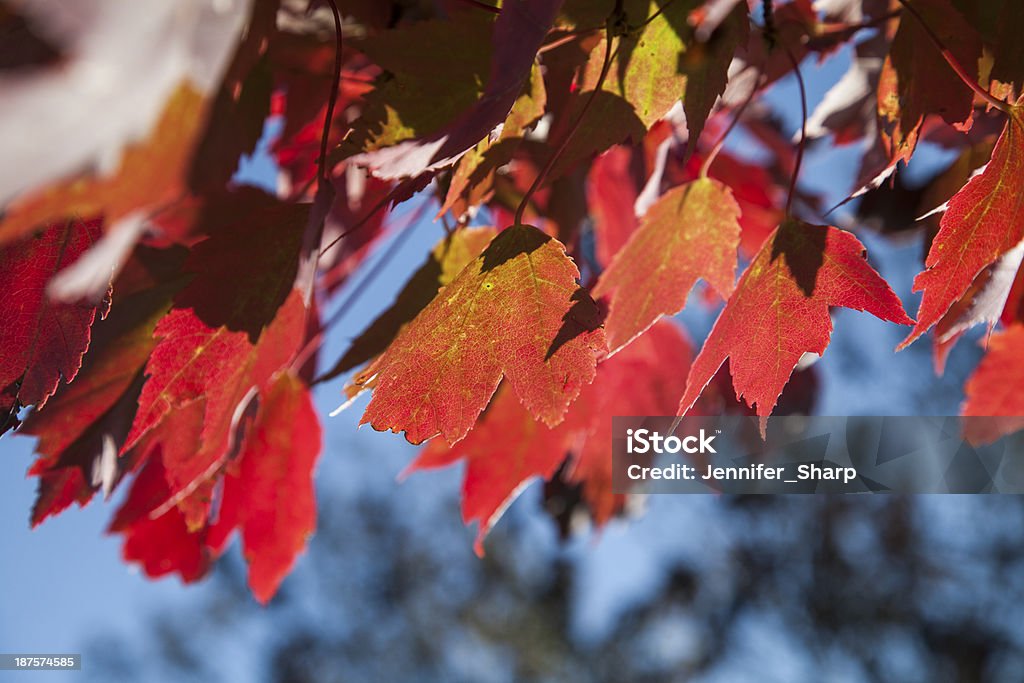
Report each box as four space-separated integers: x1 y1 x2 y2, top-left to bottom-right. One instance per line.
318 0 344 184
638 0 679 30
319 185 398 257
783 47 807 216
297 0 344 315
514 24 617 226
895 0 1010 113
320 201 429 334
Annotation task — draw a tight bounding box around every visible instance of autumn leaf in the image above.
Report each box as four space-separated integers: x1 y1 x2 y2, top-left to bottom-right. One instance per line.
22 254 184 525
962 324 1024 445
109 451 211 583
877 0 981 165
408 384 568 554
805 31 888 146
0 0 248 207
107 301 320 595
321 226 498 383
555 319 691 525
207 372 322 604
555 0 737 175
186 0 278 194
360 224 606 445
121 291 307 511
1 218 107 434
439 62 548 218
900 102 1024 349
931 241 1024 373
594 177 740 355
678 220 913 428
346 0 564 180
113 204 312 526
119 187 312 473
587 146 641 267
172 194 309 340
0 84 208 246
680 1 748 156
408 319 690 552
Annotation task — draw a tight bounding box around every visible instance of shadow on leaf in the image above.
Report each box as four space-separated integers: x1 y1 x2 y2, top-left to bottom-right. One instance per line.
545 288 606 361
770 220 826 298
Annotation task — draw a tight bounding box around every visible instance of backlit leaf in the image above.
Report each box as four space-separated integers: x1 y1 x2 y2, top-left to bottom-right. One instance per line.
900 102 1024 348
593 177 740 354
207 372 322 604
0 218 107 433
962 324 1024 445
678 220 913 428
409 319 689 551
360 224 606 445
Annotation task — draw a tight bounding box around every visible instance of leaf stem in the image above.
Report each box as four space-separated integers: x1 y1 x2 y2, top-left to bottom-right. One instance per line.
700 67 764 178
638 0 679 30
318 0 344 184
783 47 806 216
513 24 617 226
296 0 343 332
321 202 428 334
319 183 401 257
894 0 1010 114
761 0 775 49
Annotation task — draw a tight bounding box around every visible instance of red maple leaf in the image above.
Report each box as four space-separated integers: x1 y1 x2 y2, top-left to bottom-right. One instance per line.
962 324 1024 445
1 218 107 434
208 372 322 604
900 102 1024 348
360 224 606 445
408 319 690 552
678 220 913 429
593 177 741 355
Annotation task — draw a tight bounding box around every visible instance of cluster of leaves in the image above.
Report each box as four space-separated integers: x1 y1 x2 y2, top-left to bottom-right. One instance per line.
1 0 1023 601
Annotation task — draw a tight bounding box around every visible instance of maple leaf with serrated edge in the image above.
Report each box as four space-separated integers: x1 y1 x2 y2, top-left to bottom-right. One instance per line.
593 177 741 355
900 101 1024 349
322 227 498 384
22 276 180 525
121 291 307 520
678 220 913 430
207 372 322 604
360 224 606 445
877 0 981 165
962 324 1024 445
1 218 107 434
408 319 689 553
